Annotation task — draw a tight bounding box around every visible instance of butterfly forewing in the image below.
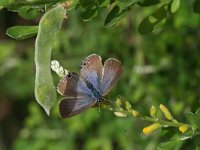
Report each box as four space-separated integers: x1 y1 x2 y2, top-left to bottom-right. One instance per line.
101 58 123 96
80 54 103 98
59 97 96 118
57 72 94 98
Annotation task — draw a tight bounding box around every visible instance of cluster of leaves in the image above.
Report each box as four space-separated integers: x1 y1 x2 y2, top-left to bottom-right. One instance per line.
1 0 200 116
1 0 200 150
1 0 200 39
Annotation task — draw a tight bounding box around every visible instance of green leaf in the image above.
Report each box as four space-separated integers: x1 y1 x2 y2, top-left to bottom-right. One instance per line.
193 0 200 14
158 140 182 150
195 108 200 115
186 112 197 130
79 0 94 8
138 17 154 34
18 6 39 20
104 5 130 27
171 0 180 13
116 0 139 9
81 7 98 21
195 108 200 129
6 26 38 40
138 0 160 7
99 0 110 7
138 5 167 34
35 4 66 115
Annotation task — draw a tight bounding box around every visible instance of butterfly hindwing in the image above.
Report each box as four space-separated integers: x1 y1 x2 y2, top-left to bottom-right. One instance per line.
59 97 96 118
101 58 123 96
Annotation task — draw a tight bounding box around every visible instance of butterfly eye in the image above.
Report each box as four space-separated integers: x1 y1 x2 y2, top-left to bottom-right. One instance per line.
66 73 72 78
80 62 87 69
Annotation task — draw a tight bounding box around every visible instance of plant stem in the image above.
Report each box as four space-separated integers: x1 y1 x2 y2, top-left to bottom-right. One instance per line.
2 0 66 7
139 115 190 127
107 107 191 128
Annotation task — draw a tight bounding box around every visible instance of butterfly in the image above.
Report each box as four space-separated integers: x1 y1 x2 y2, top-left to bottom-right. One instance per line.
57 54 123 118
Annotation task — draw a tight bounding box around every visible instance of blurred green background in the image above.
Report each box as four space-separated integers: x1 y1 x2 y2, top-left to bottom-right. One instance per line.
0 2 200 150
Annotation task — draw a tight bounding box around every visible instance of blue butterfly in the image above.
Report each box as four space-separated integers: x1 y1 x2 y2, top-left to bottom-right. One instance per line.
57 54 123 118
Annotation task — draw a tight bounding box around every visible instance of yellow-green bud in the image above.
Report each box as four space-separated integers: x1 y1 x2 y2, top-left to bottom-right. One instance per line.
150 105 157 118
124 100 132 110
159 104 173 120
143 123 161 134
128 109 139 117
115 97 122 107
179 125 188 133
114 111 127 117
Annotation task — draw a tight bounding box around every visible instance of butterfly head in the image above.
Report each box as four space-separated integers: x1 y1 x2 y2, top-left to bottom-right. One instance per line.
97 97 105 103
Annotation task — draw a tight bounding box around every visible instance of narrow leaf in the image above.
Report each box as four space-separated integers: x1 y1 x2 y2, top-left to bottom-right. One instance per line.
138 18 154 34
6 26 38 40
117 0 139 8
171 0 180 13
105 5 130 27
81 7 97 21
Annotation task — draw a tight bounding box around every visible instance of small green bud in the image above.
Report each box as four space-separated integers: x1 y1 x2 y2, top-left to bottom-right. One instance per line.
114 112 127 117
150 105 157 118
159 104 173 120
128 109 139 117
124 100 132 110
115 97 122 107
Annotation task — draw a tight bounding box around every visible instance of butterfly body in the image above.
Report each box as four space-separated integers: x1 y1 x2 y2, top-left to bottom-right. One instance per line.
58 54 123 118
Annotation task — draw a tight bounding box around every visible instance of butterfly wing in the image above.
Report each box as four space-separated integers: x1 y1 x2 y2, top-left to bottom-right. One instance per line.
59 97 96 118
57 72 94 98
57 72 97 118
101 58 123 96
80 54 103 98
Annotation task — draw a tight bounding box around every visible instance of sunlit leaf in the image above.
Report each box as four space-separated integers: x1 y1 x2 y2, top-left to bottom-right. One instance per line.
99 0 110 7
171 0 180 13
6 26 38 40
105 5 130 27
116 0 139 8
